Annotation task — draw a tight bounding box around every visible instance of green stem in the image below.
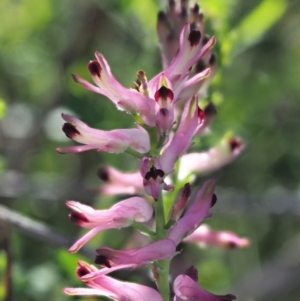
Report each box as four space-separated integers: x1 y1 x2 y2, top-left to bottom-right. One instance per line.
153 189 171 301
155 189 165 239
154 258 171 301
131 221 156 237
124 148 145 159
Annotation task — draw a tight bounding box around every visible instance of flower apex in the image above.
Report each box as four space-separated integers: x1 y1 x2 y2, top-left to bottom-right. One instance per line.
188 29 201 46
62 123 80 138
229 137 242 152
88 60 101 77
97 167 110 182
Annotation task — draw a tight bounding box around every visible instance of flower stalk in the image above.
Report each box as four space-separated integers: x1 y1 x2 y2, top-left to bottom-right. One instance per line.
60 1 249 300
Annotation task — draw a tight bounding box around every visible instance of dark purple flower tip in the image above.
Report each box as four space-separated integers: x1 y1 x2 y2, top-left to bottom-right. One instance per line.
195 60 207 73
211 193 217 207
69 212 89 224
180 7 188 18
184 266 198 282
159 108 169 117
88 60 102 77
157 11 168 22
168 0 176 7
192 3 200 14
204 102 217 116
76 266 90 278
227 242 238 249
62 123 80 139
229 138 242 152
182 183 191 198
209 53 217 65
97 167 110 182
188 30 201 47
154 86 174 102
95 255 112 268
145 166 165 181
202 34 210 46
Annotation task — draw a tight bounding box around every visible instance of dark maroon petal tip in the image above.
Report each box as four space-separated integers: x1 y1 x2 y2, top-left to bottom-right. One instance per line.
154 86 174 102
95 255 111 268
229 138 242 152
88 60 102 77
76 266 90 278
182 183 191 198
145 166 165 180
204 102 217 116
188 30 201 47
97 167 110 182
227 242 238 249
159 108 169 117
62 123 80 139
157 11 168 22
192 3 200 14
211 193 217 207
202 34 210 46
69 212 89 224
195 60 207 73
209 53 217 65
180 7 188 18
184 266 198 282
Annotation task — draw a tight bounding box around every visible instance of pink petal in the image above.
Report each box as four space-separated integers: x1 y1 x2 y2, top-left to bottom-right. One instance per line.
95 239 176 267
167 179 215 245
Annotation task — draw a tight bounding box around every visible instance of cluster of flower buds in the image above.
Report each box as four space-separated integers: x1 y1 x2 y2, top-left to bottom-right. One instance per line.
61 1 247 300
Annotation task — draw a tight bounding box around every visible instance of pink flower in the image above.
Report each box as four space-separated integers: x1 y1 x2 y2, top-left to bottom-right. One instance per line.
56 113 150 154
178 137 244 178
98 166 143 195
64 260 163 301
174 266 236 301
72 52 157 127
67 197 153 253
169 183 192 222
160 96 201 174
168 179 215 245
184 224 251 249
139 157 174 200
95 238 176 268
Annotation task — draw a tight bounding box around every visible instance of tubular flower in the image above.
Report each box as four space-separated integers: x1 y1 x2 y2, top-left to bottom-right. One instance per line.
160 96 201 174
67 197 153 253
64 260 163 301
56 113 150 154
97 166 143 196
168 183 192 222
139 157 174 200
178 136 244 179
184 224 251 249
174 266 236 301
72 52 157 127
168 179 216 245
95 238 176 268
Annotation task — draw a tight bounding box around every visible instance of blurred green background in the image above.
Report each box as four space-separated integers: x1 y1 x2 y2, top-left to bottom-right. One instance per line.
0 0 300 300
